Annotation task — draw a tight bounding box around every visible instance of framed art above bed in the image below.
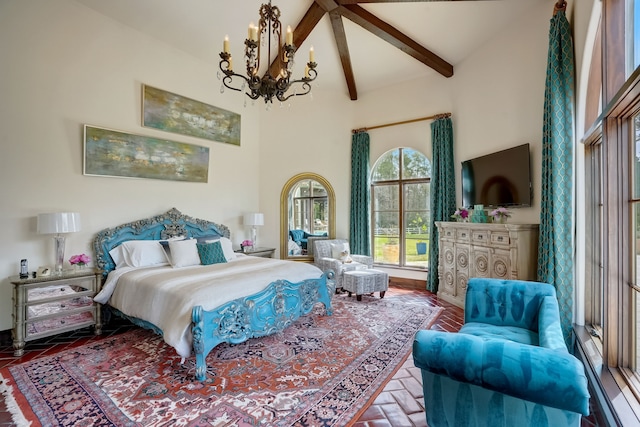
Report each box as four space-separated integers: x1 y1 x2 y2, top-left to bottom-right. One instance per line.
93 208 333 380
83 125 210 183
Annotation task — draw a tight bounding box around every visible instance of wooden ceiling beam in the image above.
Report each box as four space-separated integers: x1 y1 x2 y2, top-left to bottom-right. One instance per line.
291 2 327 48
315 0 340 12
339 4 453 77
268 2 326 78
338 0 483 3
329 11 358 100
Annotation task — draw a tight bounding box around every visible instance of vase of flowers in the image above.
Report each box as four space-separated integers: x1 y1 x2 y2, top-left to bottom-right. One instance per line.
451 208 470 222
241 239 254 252
69 253 91 271
490 207 511 224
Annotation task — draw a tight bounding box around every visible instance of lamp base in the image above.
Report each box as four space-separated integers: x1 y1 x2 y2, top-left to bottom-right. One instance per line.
53 235 66 275
252 226 258 248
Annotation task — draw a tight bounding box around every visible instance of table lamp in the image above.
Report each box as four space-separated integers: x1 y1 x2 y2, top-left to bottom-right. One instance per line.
243 213 264 248
37 212 81 274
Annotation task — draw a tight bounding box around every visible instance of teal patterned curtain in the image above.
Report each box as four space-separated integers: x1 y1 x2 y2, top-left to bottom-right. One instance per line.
537 8 575 342
428 117 456 292
350 131 371 255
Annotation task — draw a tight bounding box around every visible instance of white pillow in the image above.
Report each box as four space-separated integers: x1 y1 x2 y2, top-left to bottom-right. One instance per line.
219 237 236 261
168 238 201 268
108 245 126 269
110 240 169 269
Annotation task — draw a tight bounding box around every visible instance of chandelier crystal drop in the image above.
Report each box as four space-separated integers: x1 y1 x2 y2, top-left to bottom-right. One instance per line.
218 1 317 104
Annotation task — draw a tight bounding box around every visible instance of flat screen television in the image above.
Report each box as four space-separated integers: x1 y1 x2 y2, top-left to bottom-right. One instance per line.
461 143 532 208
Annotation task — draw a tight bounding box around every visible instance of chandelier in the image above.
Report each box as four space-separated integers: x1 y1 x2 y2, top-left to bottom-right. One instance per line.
218 1 317 105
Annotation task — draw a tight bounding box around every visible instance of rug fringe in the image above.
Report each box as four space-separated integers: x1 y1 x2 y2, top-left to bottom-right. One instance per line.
0 372 32 427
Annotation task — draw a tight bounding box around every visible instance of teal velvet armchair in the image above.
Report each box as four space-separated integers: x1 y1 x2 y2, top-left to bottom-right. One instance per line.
413 278 590 427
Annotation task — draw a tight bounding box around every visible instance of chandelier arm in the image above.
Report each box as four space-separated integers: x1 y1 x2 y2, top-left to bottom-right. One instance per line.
219 58 252 93
277 81 312 102
245 91 262 101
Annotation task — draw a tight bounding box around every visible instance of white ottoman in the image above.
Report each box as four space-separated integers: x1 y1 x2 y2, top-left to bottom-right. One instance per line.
342 269 389 301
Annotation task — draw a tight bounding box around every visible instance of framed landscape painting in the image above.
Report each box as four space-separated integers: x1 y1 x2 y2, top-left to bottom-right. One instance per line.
84 125 209 183
142 84 241 146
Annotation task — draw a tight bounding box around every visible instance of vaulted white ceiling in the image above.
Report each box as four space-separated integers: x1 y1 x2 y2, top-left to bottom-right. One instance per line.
75 0 549 99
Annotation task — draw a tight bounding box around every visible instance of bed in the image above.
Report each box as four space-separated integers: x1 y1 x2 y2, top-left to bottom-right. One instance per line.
92 208 333 381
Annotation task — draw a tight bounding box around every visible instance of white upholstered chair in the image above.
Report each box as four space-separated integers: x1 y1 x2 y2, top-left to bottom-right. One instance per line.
313 239 373 291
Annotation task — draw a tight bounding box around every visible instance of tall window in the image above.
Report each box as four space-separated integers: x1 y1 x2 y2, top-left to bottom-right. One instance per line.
581 0 640 416
371 148 431 269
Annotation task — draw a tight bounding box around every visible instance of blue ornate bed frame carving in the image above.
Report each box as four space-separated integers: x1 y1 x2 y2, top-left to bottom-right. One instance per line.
93 208 333 381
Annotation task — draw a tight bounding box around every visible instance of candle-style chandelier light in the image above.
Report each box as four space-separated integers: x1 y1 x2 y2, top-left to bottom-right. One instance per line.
218 1 318 105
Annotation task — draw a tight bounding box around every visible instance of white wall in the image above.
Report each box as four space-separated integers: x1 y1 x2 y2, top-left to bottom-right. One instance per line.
258 88 355 254
0 1 261 331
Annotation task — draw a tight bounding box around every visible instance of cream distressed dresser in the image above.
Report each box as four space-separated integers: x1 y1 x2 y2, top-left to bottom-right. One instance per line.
435 221 539 308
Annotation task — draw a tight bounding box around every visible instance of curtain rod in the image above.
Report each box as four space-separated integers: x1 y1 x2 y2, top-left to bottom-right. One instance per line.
351 112 451 134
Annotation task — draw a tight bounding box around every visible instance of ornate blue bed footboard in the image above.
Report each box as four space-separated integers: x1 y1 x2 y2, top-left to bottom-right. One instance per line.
192 274 333 381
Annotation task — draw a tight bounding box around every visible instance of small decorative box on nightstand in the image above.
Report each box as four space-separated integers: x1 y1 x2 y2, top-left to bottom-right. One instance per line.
235 247 276 258
9 269 102 357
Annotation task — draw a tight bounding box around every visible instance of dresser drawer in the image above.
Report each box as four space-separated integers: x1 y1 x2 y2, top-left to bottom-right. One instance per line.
442 228 456 239
27 295 94 319
472 230 488 244
490 233 510 246
27 279 95 301
456 229 471 242
26 310 95 338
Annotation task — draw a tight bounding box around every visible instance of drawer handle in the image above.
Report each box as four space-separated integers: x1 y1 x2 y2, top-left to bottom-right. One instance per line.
60 304 66 308
61 320 65 324
497 236 504 242
461 233 467 238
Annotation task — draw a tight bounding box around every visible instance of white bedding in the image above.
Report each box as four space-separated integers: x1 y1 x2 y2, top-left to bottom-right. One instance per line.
94 255 323 358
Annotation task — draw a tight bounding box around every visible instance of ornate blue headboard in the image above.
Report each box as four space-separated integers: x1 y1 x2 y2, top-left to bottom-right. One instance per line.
93 208 231 276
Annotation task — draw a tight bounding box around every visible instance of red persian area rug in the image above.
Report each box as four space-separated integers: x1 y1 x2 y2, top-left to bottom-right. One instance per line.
0 295 442 427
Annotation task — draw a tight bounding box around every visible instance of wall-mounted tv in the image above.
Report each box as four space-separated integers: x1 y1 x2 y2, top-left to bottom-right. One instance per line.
461 143 532 208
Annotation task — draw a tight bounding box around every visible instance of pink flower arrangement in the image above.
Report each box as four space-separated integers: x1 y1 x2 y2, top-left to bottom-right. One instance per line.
451 208 470 221
489 207 511 221
241 239 254 248
69 253 91 266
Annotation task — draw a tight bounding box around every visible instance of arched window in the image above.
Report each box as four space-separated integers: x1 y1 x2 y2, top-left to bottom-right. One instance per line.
371 147 431 269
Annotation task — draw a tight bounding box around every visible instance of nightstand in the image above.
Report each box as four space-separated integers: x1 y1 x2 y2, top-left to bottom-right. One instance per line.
9 269 102 357
235 247 276 258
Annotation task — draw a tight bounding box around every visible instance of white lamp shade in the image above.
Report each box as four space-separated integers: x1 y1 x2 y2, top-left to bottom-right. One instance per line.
244 213 264 226
37 212 81 234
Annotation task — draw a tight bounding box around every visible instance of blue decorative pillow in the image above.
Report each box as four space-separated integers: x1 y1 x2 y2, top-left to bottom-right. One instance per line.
197 241 227 265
